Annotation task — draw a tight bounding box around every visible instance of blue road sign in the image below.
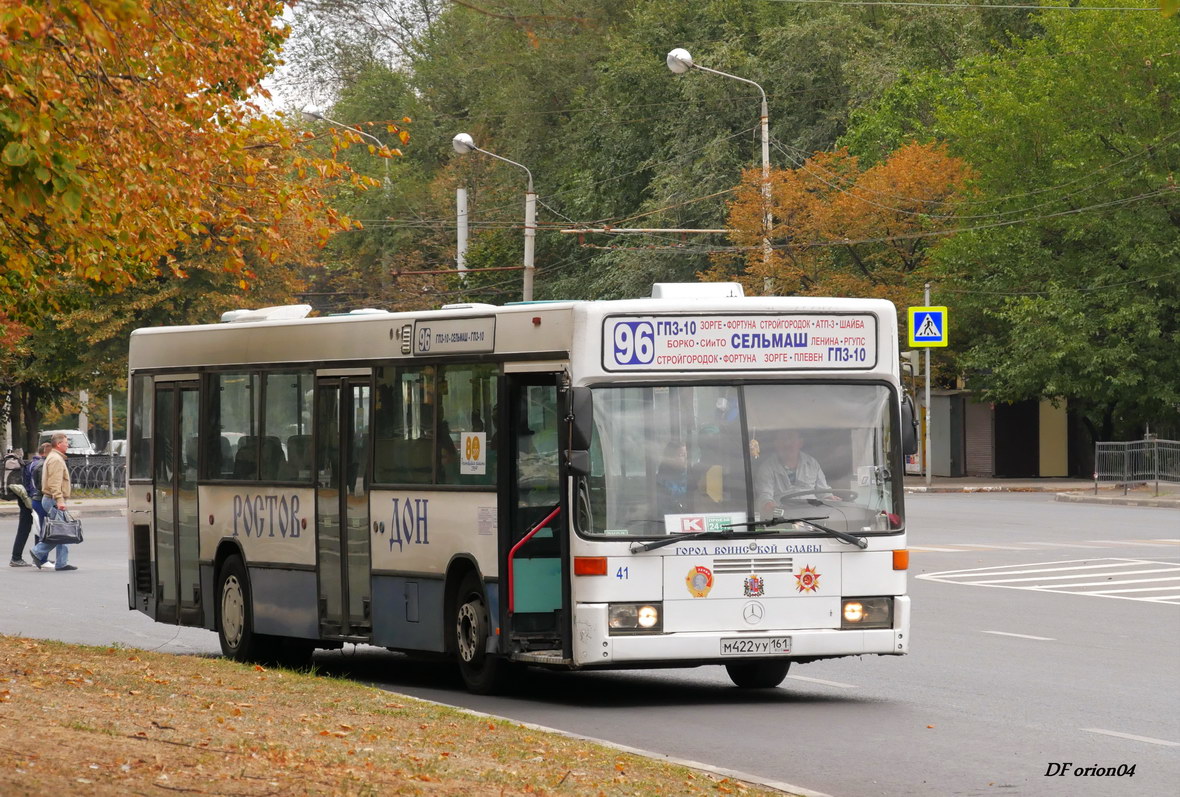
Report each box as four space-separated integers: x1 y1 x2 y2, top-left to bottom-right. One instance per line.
908 306 948 347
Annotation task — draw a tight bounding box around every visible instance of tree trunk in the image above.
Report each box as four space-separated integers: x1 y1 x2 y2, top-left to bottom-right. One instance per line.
20 386 42 454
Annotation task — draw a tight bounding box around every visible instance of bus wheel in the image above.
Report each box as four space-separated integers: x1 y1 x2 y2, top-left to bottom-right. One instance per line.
216 555 270 663
454 572 512 694
725 660 791 689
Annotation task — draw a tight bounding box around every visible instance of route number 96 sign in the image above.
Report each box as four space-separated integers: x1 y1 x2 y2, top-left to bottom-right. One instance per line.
603 314 878 372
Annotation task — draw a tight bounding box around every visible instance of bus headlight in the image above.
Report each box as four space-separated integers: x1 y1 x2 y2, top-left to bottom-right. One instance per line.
608 602 662 634
841 597 893 630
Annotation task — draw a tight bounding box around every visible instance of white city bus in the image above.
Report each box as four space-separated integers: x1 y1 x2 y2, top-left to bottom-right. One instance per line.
126 283 916 692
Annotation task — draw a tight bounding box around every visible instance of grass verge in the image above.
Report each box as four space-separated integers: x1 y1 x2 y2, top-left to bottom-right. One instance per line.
0 635 786 795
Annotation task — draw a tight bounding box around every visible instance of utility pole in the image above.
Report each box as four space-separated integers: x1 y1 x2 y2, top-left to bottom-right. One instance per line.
924 282 932 488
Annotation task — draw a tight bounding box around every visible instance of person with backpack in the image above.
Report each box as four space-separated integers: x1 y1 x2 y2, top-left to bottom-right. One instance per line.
6 448 34 567
30 433 76 571
25 442 50 520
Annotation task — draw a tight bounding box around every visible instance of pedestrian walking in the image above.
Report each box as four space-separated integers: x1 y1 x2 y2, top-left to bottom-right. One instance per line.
30 433 77 571
8 447 37 567
25 442 51 535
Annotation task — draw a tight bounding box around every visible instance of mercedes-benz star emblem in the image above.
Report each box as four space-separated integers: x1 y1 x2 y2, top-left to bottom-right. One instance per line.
742 601 765 625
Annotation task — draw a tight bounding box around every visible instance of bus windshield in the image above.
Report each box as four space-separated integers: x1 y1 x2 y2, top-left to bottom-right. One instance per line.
580 383 902 538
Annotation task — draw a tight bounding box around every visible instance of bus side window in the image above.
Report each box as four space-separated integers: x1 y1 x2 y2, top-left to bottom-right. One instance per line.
233 436 258 480
287 435 312 480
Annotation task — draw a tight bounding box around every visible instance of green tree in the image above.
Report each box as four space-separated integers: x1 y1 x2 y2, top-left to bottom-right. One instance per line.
847 9 1180 440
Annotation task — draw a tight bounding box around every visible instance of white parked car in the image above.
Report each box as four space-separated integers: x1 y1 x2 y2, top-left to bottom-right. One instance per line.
38 429 98 455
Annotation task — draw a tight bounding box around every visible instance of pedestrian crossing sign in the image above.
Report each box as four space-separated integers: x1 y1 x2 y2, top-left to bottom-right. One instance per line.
908 306 948 347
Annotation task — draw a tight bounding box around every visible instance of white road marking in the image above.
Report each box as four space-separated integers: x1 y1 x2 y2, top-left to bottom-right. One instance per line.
980 631 1055 641
1087 586 1180 594
787 675 858 689
924 561 1142 578
919 558 1180 603
1050 575 1180 589
1082 728 1180 747
1021 541 1106 549
970 566 1180 585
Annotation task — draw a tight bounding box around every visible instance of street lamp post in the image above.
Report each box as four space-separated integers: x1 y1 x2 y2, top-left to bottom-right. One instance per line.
452 133 536 302
667 48 772 271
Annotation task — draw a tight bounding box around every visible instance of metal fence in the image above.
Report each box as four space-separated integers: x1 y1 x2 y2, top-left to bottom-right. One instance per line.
66 454 126 494
1094 438 1180 495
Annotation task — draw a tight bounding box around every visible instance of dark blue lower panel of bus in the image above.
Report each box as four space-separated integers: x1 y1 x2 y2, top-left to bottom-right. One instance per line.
199 564 319 639
252 568 319 639
371 575 446 652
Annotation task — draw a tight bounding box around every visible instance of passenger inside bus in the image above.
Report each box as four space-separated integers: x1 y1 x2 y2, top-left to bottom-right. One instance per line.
656 439 689 515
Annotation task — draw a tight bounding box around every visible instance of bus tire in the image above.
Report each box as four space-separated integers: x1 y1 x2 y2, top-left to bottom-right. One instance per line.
216 554 273 663
454 571 512 695
725 660 791 689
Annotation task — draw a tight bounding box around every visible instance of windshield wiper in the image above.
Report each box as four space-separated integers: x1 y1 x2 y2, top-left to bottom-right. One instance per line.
727 515 869 549
629 527 778 554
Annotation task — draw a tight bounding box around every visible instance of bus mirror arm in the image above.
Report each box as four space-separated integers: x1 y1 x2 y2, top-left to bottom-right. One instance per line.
901 392 919 456
568 387 593 450
566 449 591 476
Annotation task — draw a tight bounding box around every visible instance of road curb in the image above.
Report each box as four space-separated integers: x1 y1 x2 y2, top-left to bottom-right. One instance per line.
395 693 826 797
1054 492 1180 509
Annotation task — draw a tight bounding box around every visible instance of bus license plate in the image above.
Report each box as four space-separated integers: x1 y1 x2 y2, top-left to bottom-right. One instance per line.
720 637 792 656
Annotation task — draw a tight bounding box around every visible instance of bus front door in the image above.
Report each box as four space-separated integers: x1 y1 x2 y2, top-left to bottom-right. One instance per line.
314 378 372 639
500 373 570 658
151 380 202 625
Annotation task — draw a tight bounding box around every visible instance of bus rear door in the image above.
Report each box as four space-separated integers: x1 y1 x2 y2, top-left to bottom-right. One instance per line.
151 379 202 625
314 376 373 640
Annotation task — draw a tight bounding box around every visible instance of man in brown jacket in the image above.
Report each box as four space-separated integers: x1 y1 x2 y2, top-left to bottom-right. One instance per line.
30 432 76 571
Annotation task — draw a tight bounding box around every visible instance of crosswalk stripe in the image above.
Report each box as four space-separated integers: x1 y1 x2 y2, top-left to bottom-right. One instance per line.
1087 585 1180 594
931 561 1144 578
919 558 1180 603
966 567 1180 585
1047 575 1180 589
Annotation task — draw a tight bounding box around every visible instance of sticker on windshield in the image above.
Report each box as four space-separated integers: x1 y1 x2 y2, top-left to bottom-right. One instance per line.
663 512 746 535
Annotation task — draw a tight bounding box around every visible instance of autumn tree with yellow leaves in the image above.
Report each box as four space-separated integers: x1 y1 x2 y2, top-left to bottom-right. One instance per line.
709 142 974 310
0 0 405 308
0 0 406 445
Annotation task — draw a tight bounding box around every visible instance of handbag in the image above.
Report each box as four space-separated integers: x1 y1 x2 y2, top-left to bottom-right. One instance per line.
42 510 83 545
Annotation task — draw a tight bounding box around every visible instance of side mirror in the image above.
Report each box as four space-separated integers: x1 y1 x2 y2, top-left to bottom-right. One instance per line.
568 387 593 451
566 449 591 477
901 392 919 456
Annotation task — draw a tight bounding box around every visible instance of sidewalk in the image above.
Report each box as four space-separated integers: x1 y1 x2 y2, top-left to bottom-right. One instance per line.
0 497 127 518
908 476 1180 508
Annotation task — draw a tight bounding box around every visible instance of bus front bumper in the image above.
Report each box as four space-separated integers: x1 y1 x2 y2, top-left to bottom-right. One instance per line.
572 595 909 666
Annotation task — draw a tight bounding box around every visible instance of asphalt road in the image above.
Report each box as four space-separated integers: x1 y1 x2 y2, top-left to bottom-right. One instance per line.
2 494 1177 796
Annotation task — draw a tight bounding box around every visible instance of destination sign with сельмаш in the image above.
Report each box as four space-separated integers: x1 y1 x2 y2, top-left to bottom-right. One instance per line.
602 314 878 371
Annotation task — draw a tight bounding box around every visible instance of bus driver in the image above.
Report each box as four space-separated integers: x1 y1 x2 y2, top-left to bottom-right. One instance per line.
754 429 838 516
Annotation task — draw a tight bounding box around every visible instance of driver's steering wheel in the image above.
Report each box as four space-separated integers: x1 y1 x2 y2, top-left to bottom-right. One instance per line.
777 487 858 504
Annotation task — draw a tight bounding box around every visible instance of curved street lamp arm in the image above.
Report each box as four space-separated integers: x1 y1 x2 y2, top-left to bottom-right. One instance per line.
470 146 534 193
